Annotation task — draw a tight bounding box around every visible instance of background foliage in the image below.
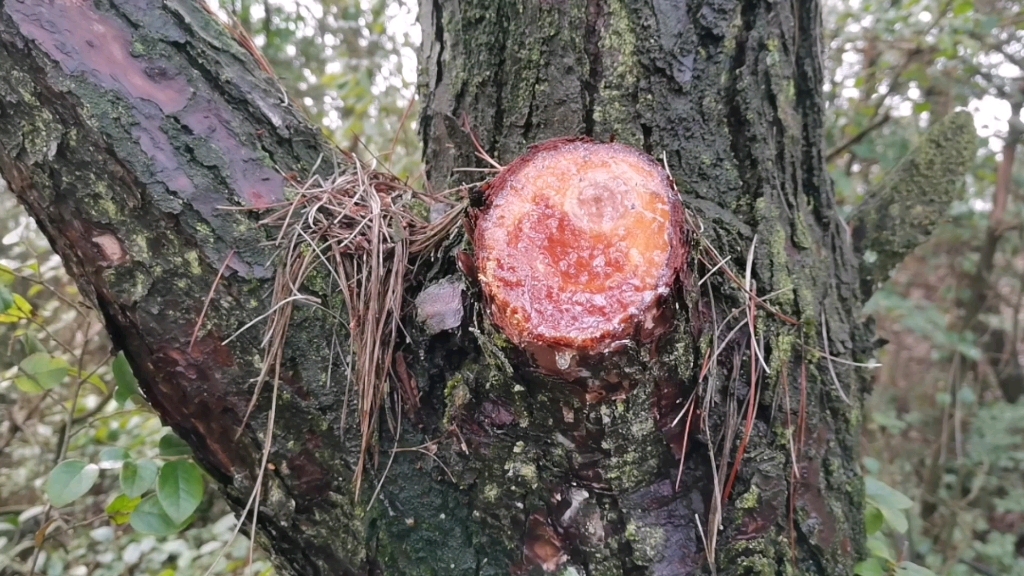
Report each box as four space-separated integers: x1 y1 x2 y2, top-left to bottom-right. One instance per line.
2 0 1023 574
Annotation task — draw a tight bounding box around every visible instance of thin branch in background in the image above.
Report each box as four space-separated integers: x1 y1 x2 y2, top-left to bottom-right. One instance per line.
0 392 51 457
831 0 954 168
28 318 93 575
956 99 1022 330
827 112 892 162
54 352 116 449
7 269 92 319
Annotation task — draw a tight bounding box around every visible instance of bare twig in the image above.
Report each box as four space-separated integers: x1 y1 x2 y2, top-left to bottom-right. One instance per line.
28 319 93 574
826 112 892 162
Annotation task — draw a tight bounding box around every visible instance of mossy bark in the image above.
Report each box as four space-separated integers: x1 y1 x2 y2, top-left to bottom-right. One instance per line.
1 0 870 574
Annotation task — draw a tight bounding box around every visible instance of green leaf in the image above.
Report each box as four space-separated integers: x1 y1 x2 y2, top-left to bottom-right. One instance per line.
112 352 140 405
862 457 881 475
68 368 107 393
16 352 69 393
158 432 192 457
866 533 895 562
45 460 99 507
13 375 45 394
0 293 32 323
130 495 191 535
20 333 46 356
120 459 159 499
0 264 14 286
157 460 204 524
879 504 909 534
98 447 130 465
865 477 913 510
0 285 13 311
895 561 939 576
854 558 888 576
912 101 932 115
865 505 885 535
105 494 142 526
952 0 973 16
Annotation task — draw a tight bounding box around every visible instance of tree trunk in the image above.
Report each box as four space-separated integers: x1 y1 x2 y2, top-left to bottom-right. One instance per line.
419 0 868 574
0 0 870 574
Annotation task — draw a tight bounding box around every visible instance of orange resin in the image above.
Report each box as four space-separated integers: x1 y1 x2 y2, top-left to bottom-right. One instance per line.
474 139 685 354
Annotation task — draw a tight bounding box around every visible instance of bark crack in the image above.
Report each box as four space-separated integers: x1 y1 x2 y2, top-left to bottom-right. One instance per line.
725 2 755 192
432 0 445 88
583 0 605 137
488 4 510 158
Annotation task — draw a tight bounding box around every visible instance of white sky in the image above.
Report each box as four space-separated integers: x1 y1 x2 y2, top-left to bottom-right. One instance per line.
209 0 1016 157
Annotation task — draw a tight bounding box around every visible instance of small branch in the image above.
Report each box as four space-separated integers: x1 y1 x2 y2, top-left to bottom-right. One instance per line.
826 112 892 162
850 110 977 300
957 100 1023 327
0 392 50 457
29 320 93 575
831 0 953 166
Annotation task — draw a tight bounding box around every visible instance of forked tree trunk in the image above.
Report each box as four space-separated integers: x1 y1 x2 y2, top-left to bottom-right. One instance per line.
1 0 869 574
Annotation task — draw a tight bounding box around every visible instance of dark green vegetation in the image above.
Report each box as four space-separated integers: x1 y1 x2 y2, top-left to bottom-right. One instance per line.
0 0 1017 576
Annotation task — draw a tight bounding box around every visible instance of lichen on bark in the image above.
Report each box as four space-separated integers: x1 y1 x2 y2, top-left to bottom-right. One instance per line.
850 110 977 298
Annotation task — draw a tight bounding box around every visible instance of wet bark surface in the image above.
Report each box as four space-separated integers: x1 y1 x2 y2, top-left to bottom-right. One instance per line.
1 0 869 574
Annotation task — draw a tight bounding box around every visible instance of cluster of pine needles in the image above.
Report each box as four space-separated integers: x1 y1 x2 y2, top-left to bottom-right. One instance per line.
672 204 878 572
253 156 464 494
202 153 465 572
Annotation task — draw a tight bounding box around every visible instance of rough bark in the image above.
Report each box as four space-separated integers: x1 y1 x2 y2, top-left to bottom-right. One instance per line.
0 3 367 573
420 0 870 574
1 1 872 575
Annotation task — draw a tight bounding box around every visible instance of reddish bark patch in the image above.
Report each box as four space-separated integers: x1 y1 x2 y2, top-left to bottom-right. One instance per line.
394 352 421 420
734 501 779 541
474 138 686 370
178 99 285 208
7 0 191 113
90 233 129 267
135 119 196 196
476 398 516 429
148 343 249 478
188 331 238 369
286 447 332 504
653 378 688 458
522 511 567 573
795 446 838 550
7 0 285 214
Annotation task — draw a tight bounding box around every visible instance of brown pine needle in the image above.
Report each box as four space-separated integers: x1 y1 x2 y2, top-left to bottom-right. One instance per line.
820 310 851 404
190 249 236 353
798 354 808 456
240 155 465 498
459 112 503 170
674 396 697 491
